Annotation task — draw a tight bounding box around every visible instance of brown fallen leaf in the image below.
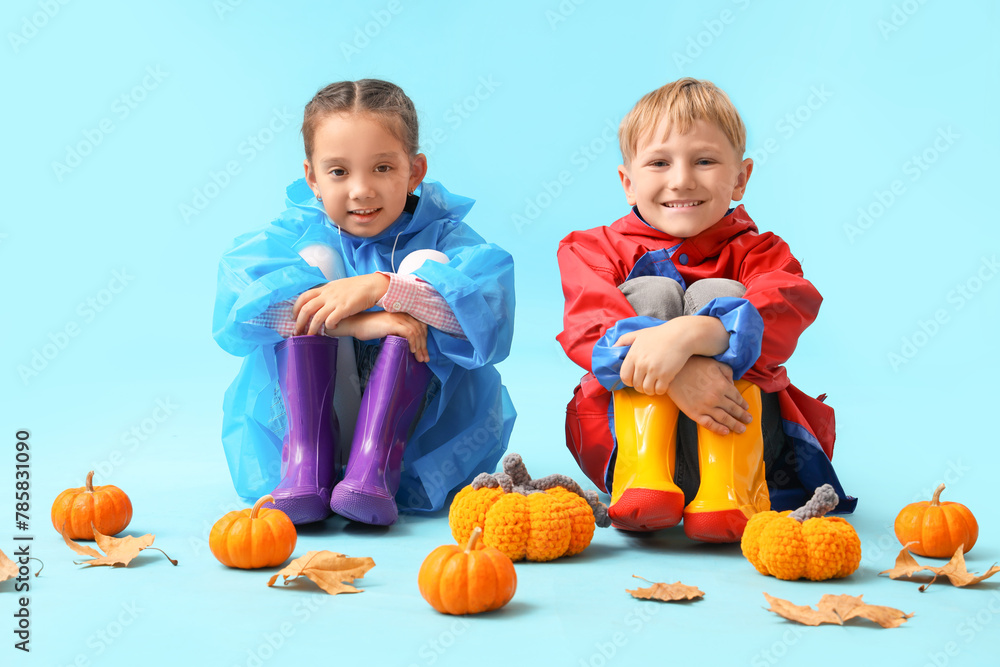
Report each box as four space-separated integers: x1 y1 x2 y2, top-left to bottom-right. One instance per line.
61 525 177 568
880 544 1000 591
1 548 17 582
627 575 704 602
764 592 912 628
267 551 375 595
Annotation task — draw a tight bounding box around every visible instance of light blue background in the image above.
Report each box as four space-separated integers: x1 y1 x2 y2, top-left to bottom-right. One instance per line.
3 1 999 665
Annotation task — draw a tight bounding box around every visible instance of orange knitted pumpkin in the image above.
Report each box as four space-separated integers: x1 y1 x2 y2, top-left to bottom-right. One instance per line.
418 527 517 615
894 483 978 558
741 484 860 581
448 453 609 563
51 471 133 539
209 495 297 569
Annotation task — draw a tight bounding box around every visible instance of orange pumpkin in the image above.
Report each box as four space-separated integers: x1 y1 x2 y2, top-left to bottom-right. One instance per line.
209 495 297 569
51 470 133 539
895 483 978 558
418 527 517 615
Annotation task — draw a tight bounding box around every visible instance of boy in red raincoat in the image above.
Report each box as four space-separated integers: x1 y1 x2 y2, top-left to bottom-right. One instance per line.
557 78 855 542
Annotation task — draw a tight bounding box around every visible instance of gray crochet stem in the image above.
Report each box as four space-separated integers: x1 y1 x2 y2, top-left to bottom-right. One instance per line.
502 453 533 488
471 472 497 489
530 474 582 494
470 453 611 528
583 490 612 528
494 473 514 493
789 484 839 522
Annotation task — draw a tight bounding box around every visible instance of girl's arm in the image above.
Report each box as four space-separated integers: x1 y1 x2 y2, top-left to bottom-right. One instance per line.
213 214 338 356
407 221 515 369
375 273 464 337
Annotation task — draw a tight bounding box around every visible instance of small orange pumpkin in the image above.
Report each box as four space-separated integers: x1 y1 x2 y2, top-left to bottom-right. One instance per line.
418 527 517 615
209 495 297 569
895 483 978 558
51 470 133 539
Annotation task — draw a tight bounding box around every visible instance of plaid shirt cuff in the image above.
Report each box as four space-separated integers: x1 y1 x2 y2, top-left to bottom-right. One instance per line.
376 272 464 337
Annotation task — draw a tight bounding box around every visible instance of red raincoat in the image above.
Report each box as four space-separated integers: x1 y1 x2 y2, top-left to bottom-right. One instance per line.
557 205 853 511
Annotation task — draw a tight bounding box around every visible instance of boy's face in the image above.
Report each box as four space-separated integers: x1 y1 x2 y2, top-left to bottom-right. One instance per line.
304 112 427 237
618 117 753 239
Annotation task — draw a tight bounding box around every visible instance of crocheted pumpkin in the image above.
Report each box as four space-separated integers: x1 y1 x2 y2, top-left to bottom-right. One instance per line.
741 484 860 581
449 453 610 562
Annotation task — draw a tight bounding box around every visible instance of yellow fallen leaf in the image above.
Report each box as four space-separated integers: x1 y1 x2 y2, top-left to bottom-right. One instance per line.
267 550 375 595
61 525 177 568
764 593 912 628
627 575 704 602
1 548 17 582
880 544 1000 591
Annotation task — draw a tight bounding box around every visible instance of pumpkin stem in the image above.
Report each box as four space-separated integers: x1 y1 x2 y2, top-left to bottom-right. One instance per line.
251 495 274 519
85 470 95 493
465 526 484 553
502 453 533 488
471 472 498 490
788 484 839 522
930 483 945 506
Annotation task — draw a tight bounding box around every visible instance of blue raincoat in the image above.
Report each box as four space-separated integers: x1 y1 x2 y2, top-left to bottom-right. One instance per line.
213 178 516 512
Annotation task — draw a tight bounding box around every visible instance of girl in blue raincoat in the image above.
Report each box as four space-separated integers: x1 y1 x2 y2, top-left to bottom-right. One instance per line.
213 79 516 526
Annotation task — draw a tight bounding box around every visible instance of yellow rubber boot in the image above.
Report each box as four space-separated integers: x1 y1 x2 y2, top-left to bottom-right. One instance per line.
682 380 770 543
608 388 685 531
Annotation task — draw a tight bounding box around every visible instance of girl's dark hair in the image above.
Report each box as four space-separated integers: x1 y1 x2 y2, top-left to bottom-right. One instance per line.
302 79 419 160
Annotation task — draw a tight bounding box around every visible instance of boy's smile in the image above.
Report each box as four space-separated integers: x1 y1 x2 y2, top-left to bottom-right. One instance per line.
618 118 752 239
304 112 426 238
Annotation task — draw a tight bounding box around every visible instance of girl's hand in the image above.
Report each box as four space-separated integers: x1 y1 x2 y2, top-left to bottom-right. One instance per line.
667 356 752 436
614 321 691 395
293 273 391 336
327 312 429 363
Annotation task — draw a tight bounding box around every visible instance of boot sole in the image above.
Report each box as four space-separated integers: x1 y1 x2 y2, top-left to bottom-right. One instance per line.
265 492 332 525
682 508 748 543
609 488 684 532
330 484 398 526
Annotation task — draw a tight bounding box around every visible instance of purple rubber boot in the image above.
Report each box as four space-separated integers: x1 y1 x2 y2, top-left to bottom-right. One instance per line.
265 335 339 524
329 335 431 525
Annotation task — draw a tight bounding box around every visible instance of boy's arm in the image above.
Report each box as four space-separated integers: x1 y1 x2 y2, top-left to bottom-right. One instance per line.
612 315 730 394
556 231 639 371
557 232 744 387
736 237 823 392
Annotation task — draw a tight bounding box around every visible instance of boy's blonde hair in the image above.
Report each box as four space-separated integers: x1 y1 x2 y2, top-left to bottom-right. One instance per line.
619 78 746 165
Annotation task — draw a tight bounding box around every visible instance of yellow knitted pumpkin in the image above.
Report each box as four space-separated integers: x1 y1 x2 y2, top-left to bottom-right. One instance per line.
741 484 860 581
449 454 609 562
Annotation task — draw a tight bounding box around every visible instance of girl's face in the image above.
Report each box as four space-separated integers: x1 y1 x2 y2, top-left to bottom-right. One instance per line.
304 112 427 237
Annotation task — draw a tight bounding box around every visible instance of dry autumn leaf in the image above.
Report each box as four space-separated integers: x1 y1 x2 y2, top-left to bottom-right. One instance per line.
267 551 375 595
61 525 177 568
627 575 704 602
880 544 1000 591
1 548 17 582
763 593 912 628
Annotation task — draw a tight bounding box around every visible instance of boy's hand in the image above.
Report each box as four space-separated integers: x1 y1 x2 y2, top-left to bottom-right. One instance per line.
614 316 733 395
668 356 752 436
614 320 690 395
326 312 429 363
293 273 391 336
